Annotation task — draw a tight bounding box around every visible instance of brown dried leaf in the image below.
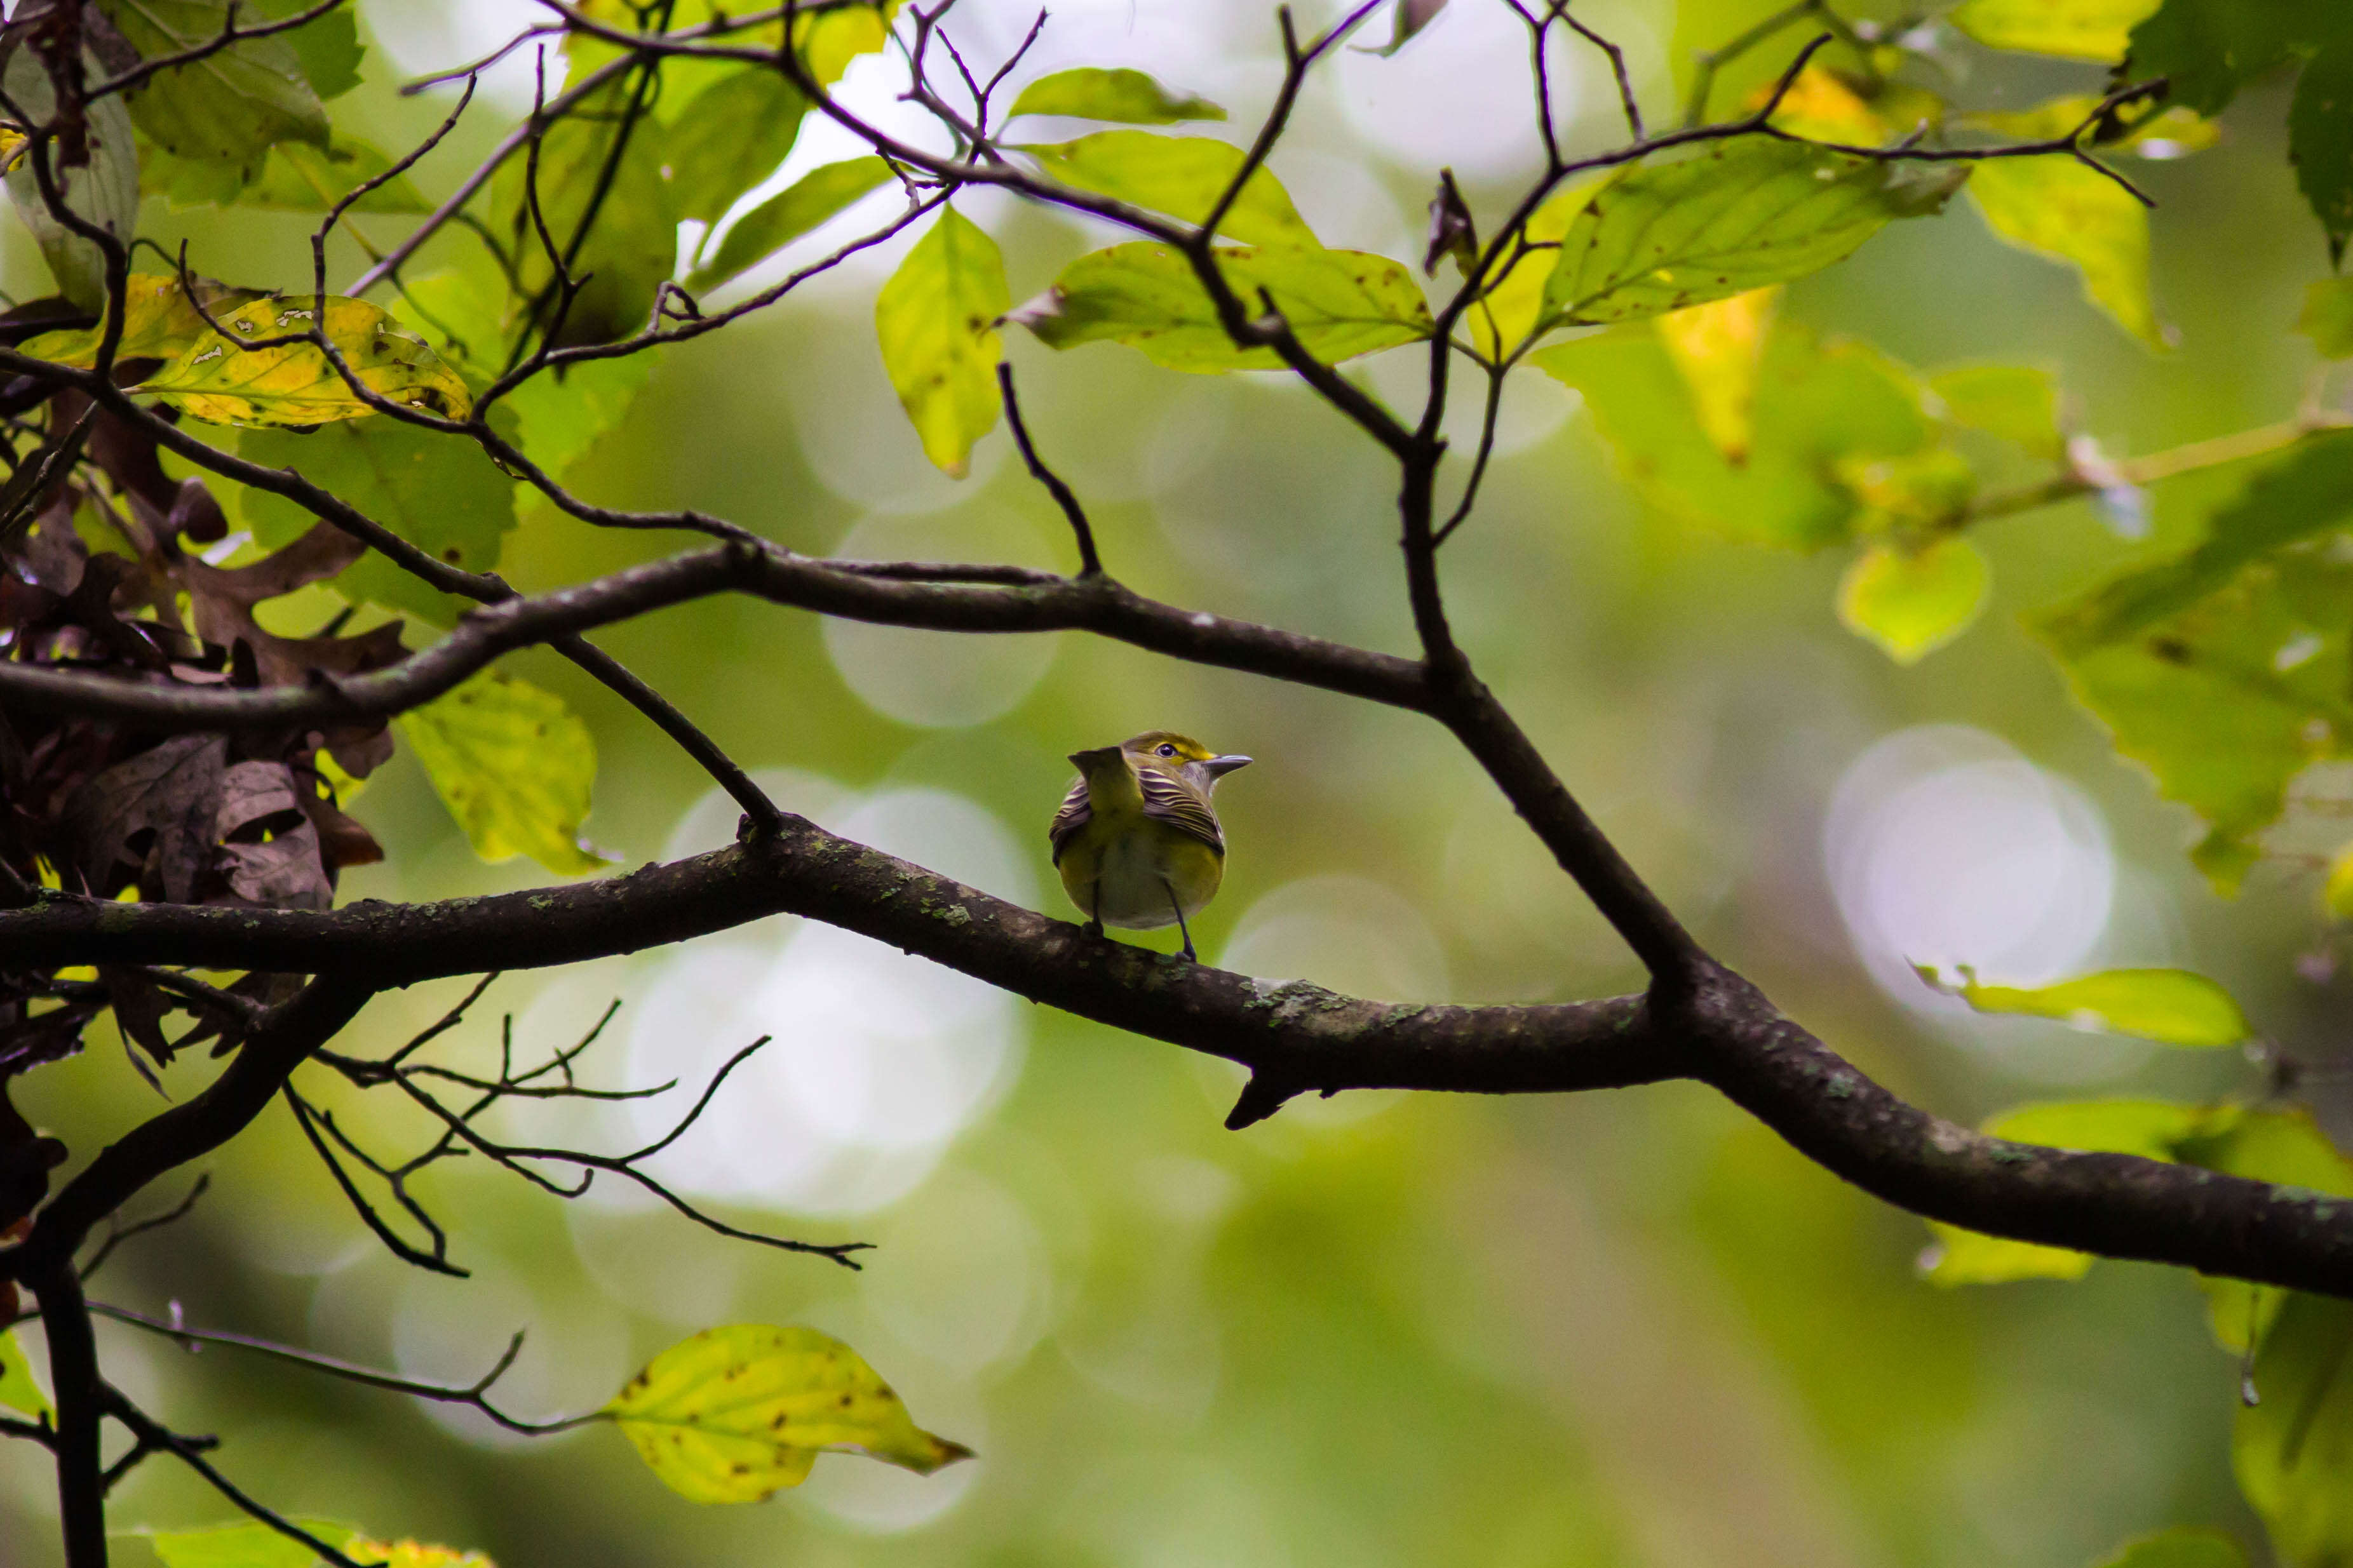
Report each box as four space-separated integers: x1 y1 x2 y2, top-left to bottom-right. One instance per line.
68 732 227 901
217 819 328 909
100 964 176 1069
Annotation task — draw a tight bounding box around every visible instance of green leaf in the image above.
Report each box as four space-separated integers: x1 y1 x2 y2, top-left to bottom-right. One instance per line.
2042 432 2353 655
1967 159 2163 348
1923 1226 2098 1286
136 295 473 427
1532 323 1932 550
2292 41 2353 265
142 1519 358 1568
3 45 139 311
1948 0 2162 59
98 0 328 170
504 357 656 488
1467 178 1598 360
1928 964 2253 1045
489 80 678 349
1931 363 2065 456
2126 0 2345 117
2091 1529 2249 1568
663 66 809 225
0 1326 48 1419
396 671 611 876
1837 537 1990 662
1009 67 1226 124
260 0 364 100
687 156 896 294
147 135 431 214
1020 131 1318 248
607 1324 973 1504
239 413 518 624
1012 240 1433 373
2054 604 2349 895
20 272 268 367
875 206 1007 476
2179 1106 2353 1196
2035 435 2353 886
384 268 653 487
1540 141 1965 328
1986 1098 2211 1160
2302 275 2353 357
2237 1292 2353 1565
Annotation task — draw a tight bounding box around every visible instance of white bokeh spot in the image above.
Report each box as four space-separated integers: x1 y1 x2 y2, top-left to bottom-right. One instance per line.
1824 726 2145 1079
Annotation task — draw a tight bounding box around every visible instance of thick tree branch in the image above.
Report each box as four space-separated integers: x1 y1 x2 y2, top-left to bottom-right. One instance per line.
5 823 2353 1299
0 542 1431 728
30 1260 102 1568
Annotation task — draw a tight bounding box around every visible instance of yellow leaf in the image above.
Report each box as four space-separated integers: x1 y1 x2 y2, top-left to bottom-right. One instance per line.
2325 842 2353 919
1466 178 1597 361
135 294 473 427
348 1538 496 1568
1967 158 2164 349
875 206 1007 476
21 272 267 367
607 1324 973 1504
1752 66 1885 142
0 1327 49 1419
395 671 612 876
1948 0 2160 60
1837 535 1989 663
1964 97 2220 158
1922 1223 2096 1286
1653 286 1778 463
797 0 901 85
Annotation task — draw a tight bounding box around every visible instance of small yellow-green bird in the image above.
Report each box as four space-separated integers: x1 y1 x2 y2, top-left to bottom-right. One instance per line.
1049 731 1252 961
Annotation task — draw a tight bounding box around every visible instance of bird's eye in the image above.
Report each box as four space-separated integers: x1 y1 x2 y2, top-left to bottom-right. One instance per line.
1157 744 1177 757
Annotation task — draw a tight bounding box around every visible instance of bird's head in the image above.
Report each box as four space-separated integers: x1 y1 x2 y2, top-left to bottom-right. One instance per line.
1068 732 1253 790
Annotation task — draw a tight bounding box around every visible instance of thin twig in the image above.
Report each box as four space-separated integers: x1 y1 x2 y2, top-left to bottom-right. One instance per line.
78 1175 210 1282
996 361 1102 576
91 1304 601 1435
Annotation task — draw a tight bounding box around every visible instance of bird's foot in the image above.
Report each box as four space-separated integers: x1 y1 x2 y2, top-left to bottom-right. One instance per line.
1083 918 1105 940
1178 939 1197 962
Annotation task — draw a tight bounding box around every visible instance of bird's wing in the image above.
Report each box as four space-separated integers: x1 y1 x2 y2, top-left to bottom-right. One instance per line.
1139 768 1225 855
1048 776 1093 864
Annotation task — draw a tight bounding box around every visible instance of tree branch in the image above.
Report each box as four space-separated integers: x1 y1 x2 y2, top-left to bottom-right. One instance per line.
0 540 1431 728
6 822 2353 1299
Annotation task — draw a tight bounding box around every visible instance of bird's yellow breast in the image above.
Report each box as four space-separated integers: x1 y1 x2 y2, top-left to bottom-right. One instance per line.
1056 764 1225 931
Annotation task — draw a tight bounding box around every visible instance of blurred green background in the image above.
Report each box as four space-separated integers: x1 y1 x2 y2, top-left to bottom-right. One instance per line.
7 0 2347 1563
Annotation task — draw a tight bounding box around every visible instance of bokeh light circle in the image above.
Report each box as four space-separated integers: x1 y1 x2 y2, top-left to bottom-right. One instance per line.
823 511 1064 728
1824 725 2118 1016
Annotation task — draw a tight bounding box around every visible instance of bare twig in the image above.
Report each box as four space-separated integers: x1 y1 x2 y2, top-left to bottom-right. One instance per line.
996 361 1102 576
78 1174 209 1282
91 1303 600 1435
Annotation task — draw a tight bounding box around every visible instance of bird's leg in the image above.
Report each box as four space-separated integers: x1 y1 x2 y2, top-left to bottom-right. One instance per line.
1162 879 1197 962
1084 883 1104 941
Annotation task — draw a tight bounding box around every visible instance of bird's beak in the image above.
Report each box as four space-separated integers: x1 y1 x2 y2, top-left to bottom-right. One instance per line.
1203 754 1253 778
